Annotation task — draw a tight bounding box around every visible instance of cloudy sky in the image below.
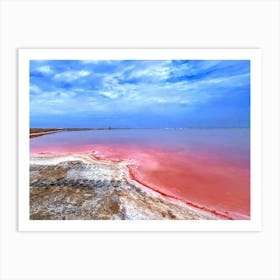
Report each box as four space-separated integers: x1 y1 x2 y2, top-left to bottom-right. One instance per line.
30 60 250 128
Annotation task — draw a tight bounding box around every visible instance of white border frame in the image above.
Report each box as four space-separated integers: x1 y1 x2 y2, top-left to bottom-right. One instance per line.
18 48 262 232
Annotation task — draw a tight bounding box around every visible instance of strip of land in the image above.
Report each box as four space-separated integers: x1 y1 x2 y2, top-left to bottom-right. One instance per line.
30 128 122 138
30 128 95 138
30 127 250 138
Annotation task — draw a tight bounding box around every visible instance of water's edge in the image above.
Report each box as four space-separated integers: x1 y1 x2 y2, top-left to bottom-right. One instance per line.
30 153 220 220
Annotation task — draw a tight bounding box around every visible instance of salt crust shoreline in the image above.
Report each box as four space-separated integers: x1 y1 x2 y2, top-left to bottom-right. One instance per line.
30 153 219 220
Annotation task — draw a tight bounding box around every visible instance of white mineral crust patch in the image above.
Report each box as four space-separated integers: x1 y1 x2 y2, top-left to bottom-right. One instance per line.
29 153 218 220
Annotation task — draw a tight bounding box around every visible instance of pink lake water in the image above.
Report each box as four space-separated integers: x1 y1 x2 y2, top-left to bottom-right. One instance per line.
30 129 250 220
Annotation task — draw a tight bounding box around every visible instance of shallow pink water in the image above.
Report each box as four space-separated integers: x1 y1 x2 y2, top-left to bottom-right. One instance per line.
30 129 250 219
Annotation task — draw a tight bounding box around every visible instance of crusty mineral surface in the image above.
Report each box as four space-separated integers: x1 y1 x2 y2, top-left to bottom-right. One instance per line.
30 154 217 220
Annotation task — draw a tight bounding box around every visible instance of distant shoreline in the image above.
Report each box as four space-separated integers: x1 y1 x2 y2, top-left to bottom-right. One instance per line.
30 127 250 132
30 128 94 138
30 127 250 138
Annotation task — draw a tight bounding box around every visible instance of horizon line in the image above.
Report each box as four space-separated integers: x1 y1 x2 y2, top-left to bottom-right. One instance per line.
30 126 250 129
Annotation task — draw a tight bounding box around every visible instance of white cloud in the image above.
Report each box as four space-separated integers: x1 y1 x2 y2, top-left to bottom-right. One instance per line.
54 70 90 82
98 91 118 99
150 97 169 103
29 60 250 125
81 60 99 64
36 65 53 74
30 84 41 94
128 61 172 81
170 61 220 78
81 60 114 65
30 89 85 115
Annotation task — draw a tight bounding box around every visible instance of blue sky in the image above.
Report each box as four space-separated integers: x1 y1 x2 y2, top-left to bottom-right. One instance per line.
30 60 250 128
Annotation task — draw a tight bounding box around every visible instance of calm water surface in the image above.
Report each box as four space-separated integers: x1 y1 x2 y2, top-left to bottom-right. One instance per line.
30 129 250 219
